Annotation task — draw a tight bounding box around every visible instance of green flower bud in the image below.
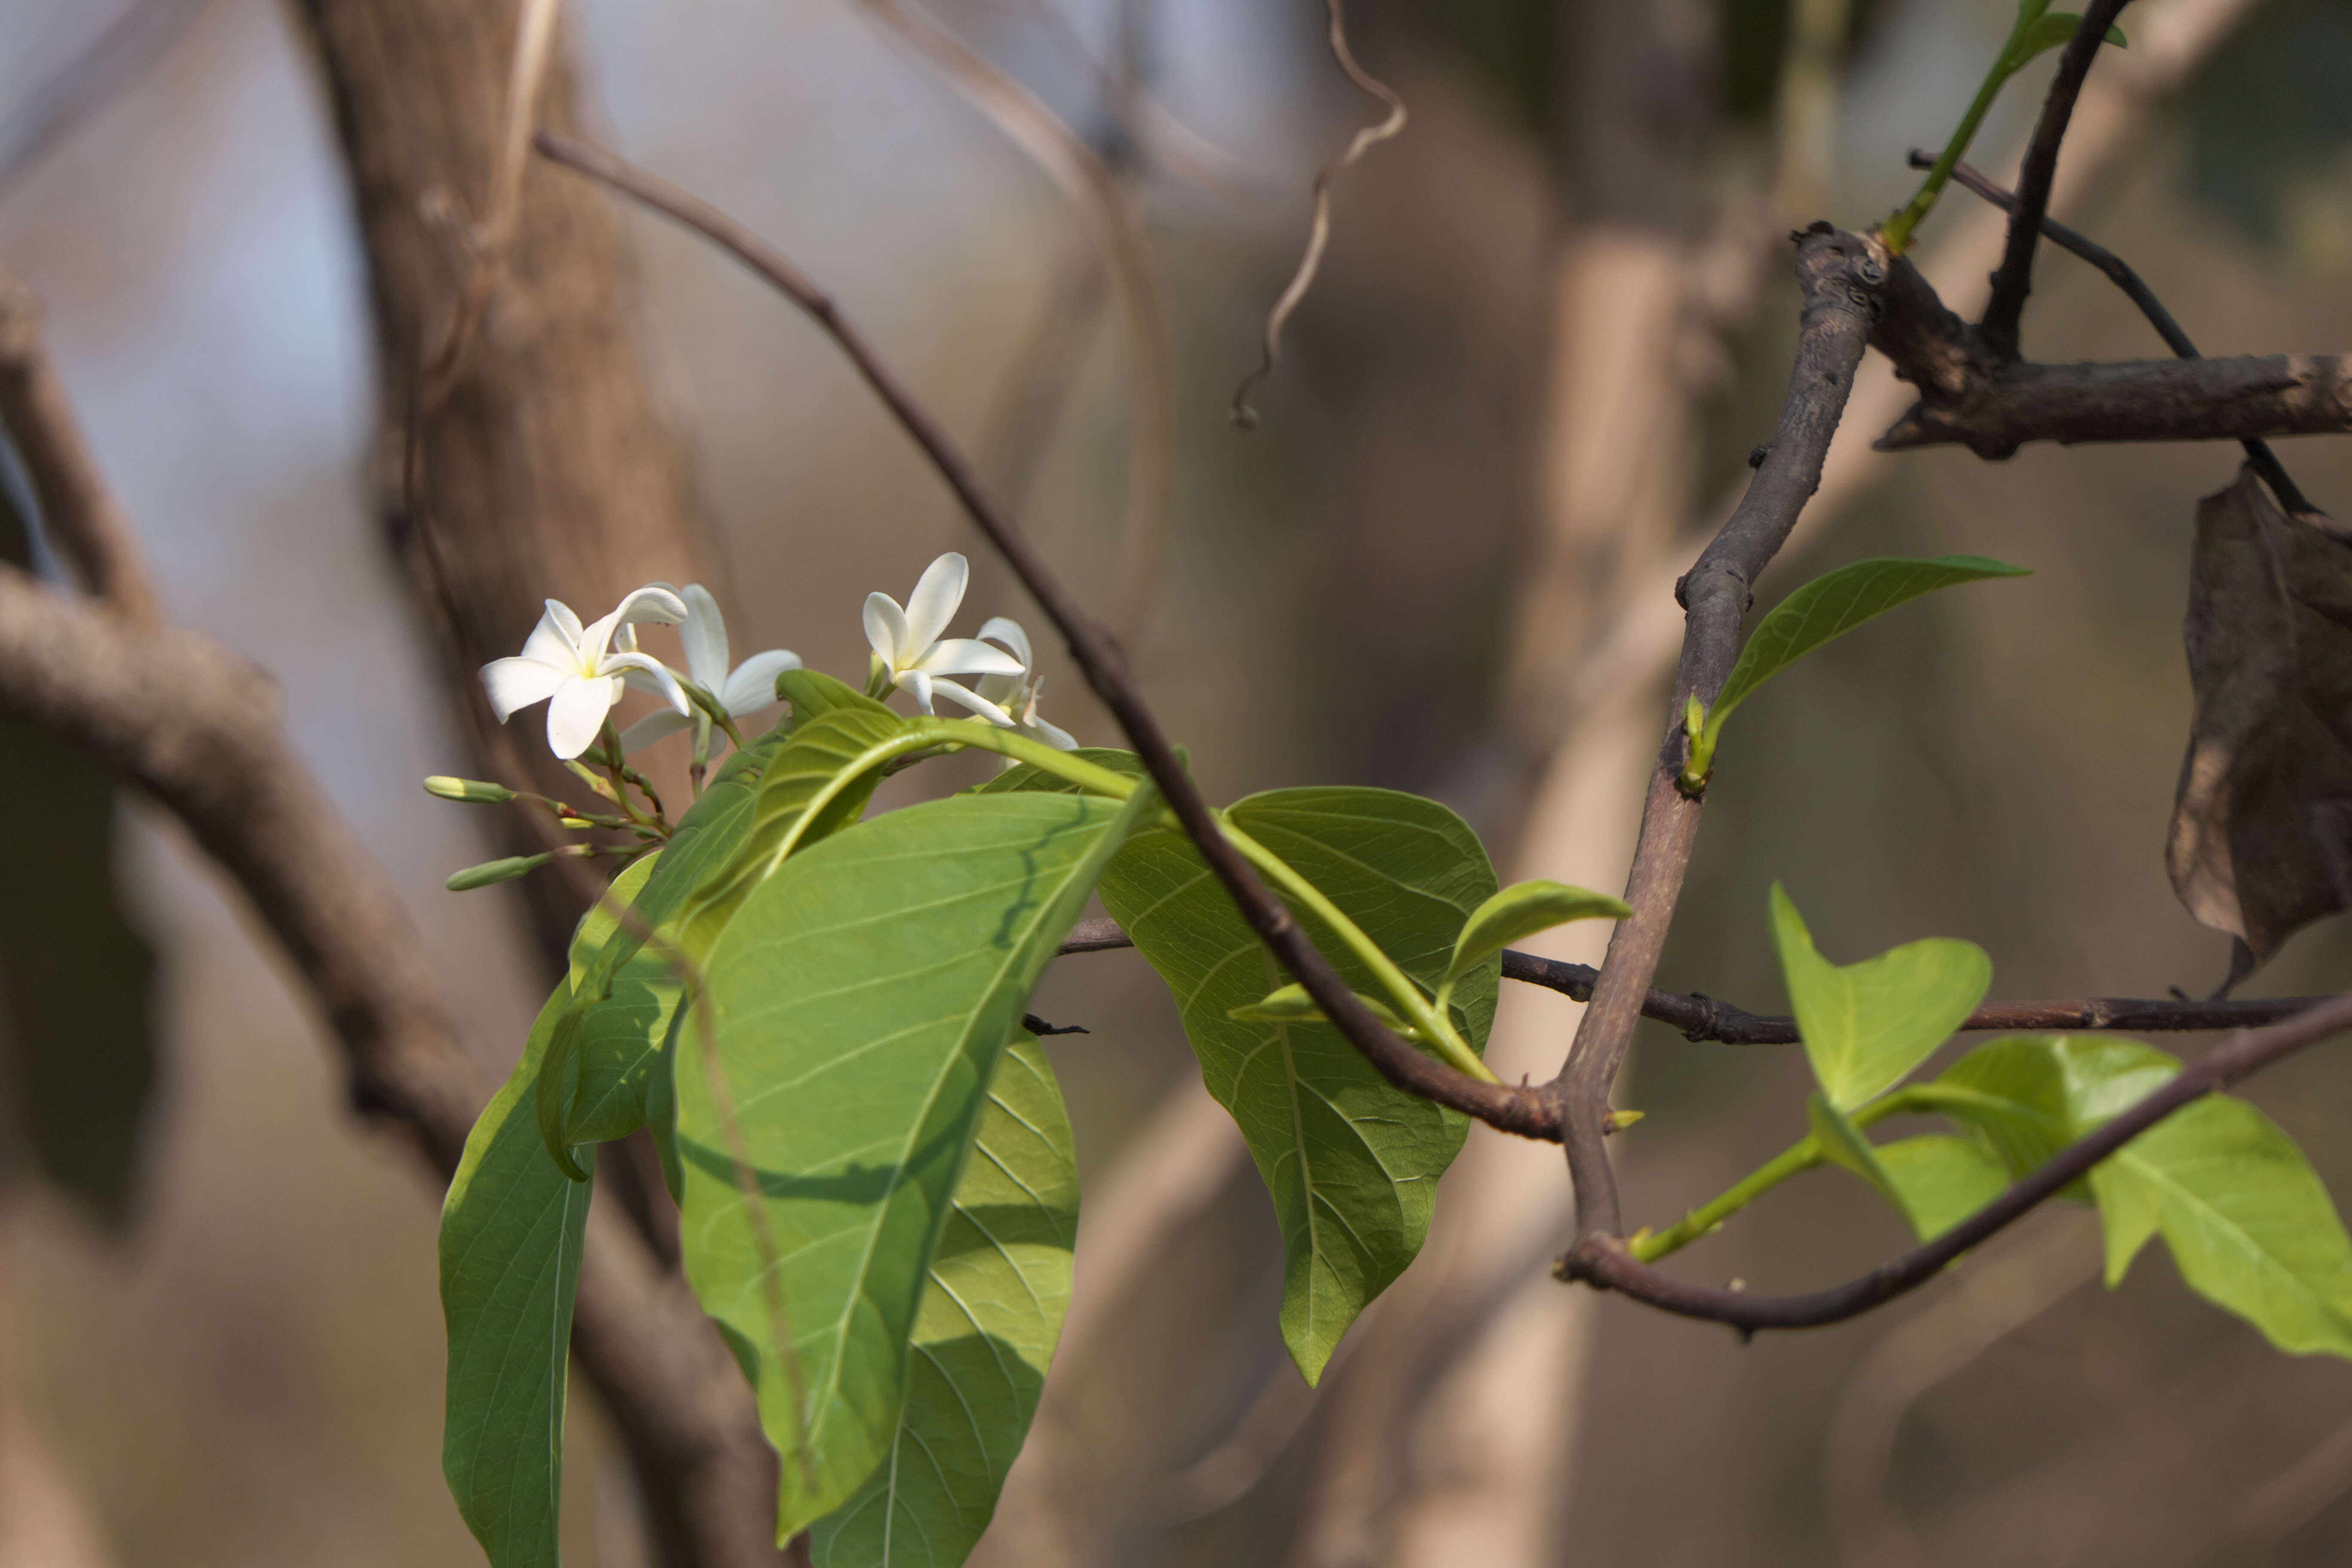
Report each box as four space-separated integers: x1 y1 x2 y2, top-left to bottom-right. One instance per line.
446 853 552 891
424 775 516 804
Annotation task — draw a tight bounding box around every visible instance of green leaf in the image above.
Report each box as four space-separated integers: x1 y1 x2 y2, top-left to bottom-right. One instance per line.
539 702 905 1173
1703 555 2028 750
1097 787 1501 1383
2010 12 2127 70
1231 983 1417 1037
1935 1035 2352 1356
1810 1093 1901 1200
1442 879 1628 992
676 786 1155 1542
1770 884 1991 1110
441 872 677 1568
1877 1136 2010 1241
808 1037 1078 1568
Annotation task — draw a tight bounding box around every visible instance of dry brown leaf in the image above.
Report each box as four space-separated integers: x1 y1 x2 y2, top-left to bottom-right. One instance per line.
2168 466 2352 988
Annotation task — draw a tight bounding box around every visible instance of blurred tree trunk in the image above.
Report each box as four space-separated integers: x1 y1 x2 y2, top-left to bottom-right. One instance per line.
285 6 772 1566
288 0 721 967
1291 3 1721 1563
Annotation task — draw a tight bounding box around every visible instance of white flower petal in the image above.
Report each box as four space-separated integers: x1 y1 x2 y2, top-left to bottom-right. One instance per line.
481 656 569 721
521 601 584 671
1028 714 1078 750
864 593 910 668
912 638 1024 678
974 671 1020 706
900 668 935 715
619 707 695 753
547 674 621 760
903 552 968 653
721 649 801 716
610 584 690 627
977 616 1033 669
930 678 1015 726
680 584 731 692
601 650 691 714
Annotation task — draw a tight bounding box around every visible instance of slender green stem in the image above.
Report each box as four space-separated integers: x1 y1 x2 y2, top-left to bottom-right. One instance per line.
1629 1086 1960 1262
1218 820 1498 1084
1632 1139 1826 1262
915 718 1498 1083
1880 1 2044 253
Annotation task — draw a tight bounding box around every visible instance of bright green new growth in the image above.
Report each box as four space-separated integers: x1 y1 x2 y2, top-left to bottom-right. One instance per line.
1770 883 1991 1111
446 852 554 890
1683 555 2027 790
1437 879 1629 1011
1232 982 1419 1037
1880 3 2126 253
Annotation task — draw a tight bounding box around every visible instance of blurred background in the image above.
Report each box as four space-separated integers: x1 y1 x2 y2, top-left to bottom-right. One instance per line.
4 0 2352 1562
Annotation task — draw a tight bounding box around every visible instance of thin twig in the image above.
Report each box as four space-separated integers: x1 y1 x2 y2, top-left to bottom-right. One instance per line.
1551 227 1887 1240
1556 991 2352 1330
856 0 1171 635
1916 148 2327 522
1061 915 2331 1042
1228 0 1406 428
536 129 1568 1142
1978 0 2133 361
0 278 159 621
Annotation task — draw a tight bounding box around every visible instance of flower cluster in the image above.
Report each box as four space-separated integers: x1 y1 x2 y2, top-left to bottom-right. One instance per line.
476 552 1075 768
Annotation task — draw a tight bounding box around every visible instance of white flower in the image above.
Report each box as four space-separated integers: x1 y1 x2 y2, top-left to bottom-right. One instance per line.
862 552 1021 716
618 584 801 752
974 616 1077 749
481 586 692 760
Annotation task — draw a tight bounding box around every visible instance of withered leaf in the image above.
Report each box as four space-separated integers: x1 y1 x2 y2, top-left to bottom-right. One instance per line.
2168 466 2352 983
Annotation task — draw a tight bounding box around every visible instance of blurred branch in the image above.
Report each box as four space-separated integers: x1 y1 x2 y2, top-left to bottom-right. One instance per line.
1915 149 2327 520
0 280 157 622
0 0 208 196
1061 916 2339 1042
536 131 1573 1144
854 0 1172 634
1228 0 1406 428
0 270 784 1568
1558 992 2352 1329
1553 227 1886 1241
1979 0 2133 361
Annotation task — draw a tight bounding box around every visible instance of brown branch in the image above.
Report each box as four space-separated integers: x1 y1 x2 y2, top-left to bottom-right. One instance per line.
1874 352 2352 456
1062 916 2326 1042
1979 0 2134 361
1557 991 2352 1330
1918 149 2326 521
1551 227 1886 1240
0 280 159 622
534 131 1567 1145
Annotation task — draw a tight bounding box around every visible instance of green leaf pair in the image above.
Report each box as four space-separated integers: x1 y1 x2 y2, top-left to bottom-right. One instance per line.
1681 555 2029 791
1770 887 2352 1358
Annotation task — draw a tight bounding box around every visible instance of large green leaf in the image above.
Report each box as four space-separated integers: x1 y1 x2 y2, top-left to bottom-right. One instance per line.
1096 786 1501 1383
1770 884 1990 1110
676 787 1153 1542
1700 555 2027 752
1935 1035 2352 1356
441 861 671 1568
809 1037 1078 1568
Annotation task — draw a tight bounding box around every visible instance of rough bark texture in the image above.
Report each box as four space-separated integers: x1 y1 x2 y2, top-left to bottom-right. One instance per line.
1877 351 2352 456
288 0 720 964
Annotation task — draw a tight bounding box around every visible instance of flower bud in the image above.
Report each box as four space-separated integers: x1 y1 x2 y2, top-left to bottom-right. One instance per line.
446 852 552 891
424 775 516 804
